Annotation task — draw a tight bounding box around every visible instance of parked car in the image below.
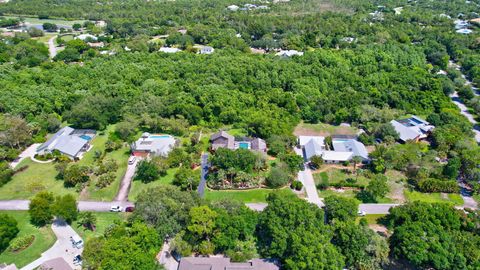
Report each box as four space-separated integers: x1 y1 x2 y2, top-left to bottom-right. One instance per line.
73 255 82 266
70 235 84 249
358 210 366 217
110 205 123 212
128 156 136 165
125 206 135 212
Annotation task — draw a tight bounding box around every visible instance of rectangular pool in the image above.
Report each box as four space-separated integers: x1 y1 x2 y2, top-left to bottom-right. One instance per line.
149 135 172 139
238 142 250 149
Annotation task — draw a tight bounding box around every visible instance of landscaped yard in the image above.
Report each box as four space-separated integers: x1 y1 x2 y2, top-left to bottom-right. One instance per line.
404 190 464 206
73 212 128 242
0 159 77 200
4 16 86 27
356 214 386 225
0 211 56 268
204 188 293 203
128 168 178 201
313 168 370 187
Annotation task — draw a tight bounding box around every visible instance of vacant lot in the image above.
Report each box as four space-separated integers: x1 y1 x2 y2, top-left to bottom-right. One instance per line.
404 190 464 206
0 211 56 268
294 122 358 137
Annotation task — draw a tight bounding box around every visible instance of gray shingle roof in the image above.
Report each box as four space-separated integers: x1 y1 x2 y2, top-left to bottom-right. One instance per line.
178 257 279 270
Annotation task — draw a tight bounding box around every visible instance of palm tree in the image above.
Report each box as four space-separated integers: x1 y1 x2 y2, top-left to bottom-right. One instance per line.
352 156 362 173
77 212 97 231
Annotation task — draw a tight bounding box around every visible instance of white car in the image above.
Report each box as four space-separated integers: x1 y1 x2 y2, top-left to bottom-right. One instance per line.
128 156 136 165
73 255 82 266
70 235 84 249
358 210 366 217
110 205 123 212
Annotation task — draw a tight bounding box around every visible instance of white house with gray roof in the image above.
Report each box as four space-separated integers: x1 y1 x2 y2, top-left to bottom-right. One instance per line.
36 127 95 159
131 133 176 157
299 136 369 164
390 115 434 143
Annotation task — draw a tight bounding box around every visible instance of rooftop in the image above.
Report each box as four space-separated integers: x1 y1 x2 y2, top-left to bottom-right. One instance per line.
178 257 279 270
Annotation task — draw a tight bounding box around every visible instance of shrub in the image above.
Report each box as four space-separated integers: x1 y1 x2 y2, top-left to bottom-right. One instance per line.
290 180 303 191
266 166 290 188
96 172 116 188
8 235 35 252
417 178 460 193
0 214 19 252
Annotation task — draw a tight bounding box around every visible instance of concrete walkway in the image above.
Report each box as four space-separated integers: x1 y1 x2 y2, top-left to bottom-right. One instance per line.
9 144 40 169
21 219 82 270
157 242 178 270
114 159 138 201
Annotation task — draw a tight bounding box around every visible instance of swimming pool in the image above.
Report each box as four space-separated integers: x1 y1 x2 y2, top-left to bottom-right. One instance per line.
238 142 250 149
149 135 172 139
79 135 92 141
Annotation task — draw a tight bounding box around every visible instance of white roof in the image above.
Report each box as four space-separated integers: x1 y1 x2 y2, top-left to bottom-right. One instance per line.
275 50 304 57
159 47 182 53
76 34 97 41
133 136 176 156
332 139 369 160
298 136 324 147
304 139 324 160
321 151 353 162
55 136 88 157
390 120 421 142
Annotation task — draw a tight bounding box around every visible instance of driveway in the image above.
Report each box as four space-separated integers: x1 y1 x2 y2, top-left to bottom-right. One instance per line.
9 144 40 169
157 242 178 270
358 204 399 214
48 35 58 58
197 153 209 197
114 159 138 201
297 167 324 207
21 219 82 270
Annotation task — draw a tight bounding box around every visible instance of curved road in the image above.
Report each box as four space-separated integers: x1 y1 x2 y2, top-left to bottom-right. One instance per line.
48 35 58 58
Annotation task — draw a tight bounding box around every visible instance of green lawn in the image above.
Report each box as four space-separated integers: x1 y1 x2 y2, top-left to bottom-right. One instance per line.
4 16 86 26
73 212 128 242
128 168 178 201
31 32 56 44
317 189 358 199
404 190 464 206
0 211 56 268
313 169 370 187
0 159 77 200
204 188 293 203
356 214 386 225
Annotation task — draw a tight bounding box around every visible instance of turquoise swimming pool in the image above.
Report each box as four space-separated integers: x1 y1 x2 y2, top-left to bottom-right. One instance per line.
238 142 250 149
149 135 171 139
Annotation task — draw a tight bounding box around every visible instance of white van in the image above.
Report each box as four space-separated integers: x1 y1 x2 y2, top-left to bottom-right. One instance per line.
70 235 84 249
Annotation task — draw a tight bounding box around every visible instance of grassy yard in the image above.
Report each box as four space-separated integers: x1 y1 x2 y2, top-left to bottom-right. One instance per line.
73 212 128 242
317 189 359 199
356 214 386 225
31 32 56 44
0 211 56 268
128 168 178 201
204 188 293 203
404 190 464 206
313 168 370 187
0 159 77 200
4 16 86 27
294 122 358 137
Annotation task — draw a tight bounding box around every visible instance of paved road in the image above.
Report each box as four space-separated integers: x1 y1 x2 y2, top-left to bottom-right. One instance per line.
245 202 398 214
0 200 134 212
9 144 39 169
21 219 82 270
114 159 138 201
197 153 209 197
48 35 58 58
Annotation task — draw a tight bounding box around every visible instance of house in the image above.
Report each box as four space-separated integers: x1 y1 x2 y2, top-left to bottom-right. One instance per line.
195 45 214 54
159 47 182 53
87 41 104 48
177 257 279 270
299 135 369 164
75 34 97 41
210 131 267 152
95 20 107 28
36 127 95 159
390 116 435 143
178 29 188 35
38 257 73 270
275 50 303 57
131 132 176 158
250 47 266 54
227 4 239 11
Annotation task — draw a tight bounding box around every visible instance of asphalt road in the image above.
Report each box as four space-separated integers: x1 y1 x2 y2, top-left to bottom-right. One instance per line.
48 35 58 58
0 200 134 212
245 202 399 214
197 153 209 197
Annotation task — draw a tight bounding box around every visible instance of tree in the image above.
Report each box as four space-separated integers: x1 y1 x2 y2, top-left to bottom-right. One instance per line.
375 123 399 142
279 152 304 173
135 160 160 183
27 27 44 37
265 165 290 188
324 195 359 223
257 193 344 269
29 191 55 226
42 22 57 32
0 214 19 252
54 194 78 224
77 212 97 231
72 23 82 31
309 155 324 169
173 167 199 191
133 186 199 239
0 115 32 149
352 156 362 173
187 206 218 248
366 174 389 201
63 164 90 187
